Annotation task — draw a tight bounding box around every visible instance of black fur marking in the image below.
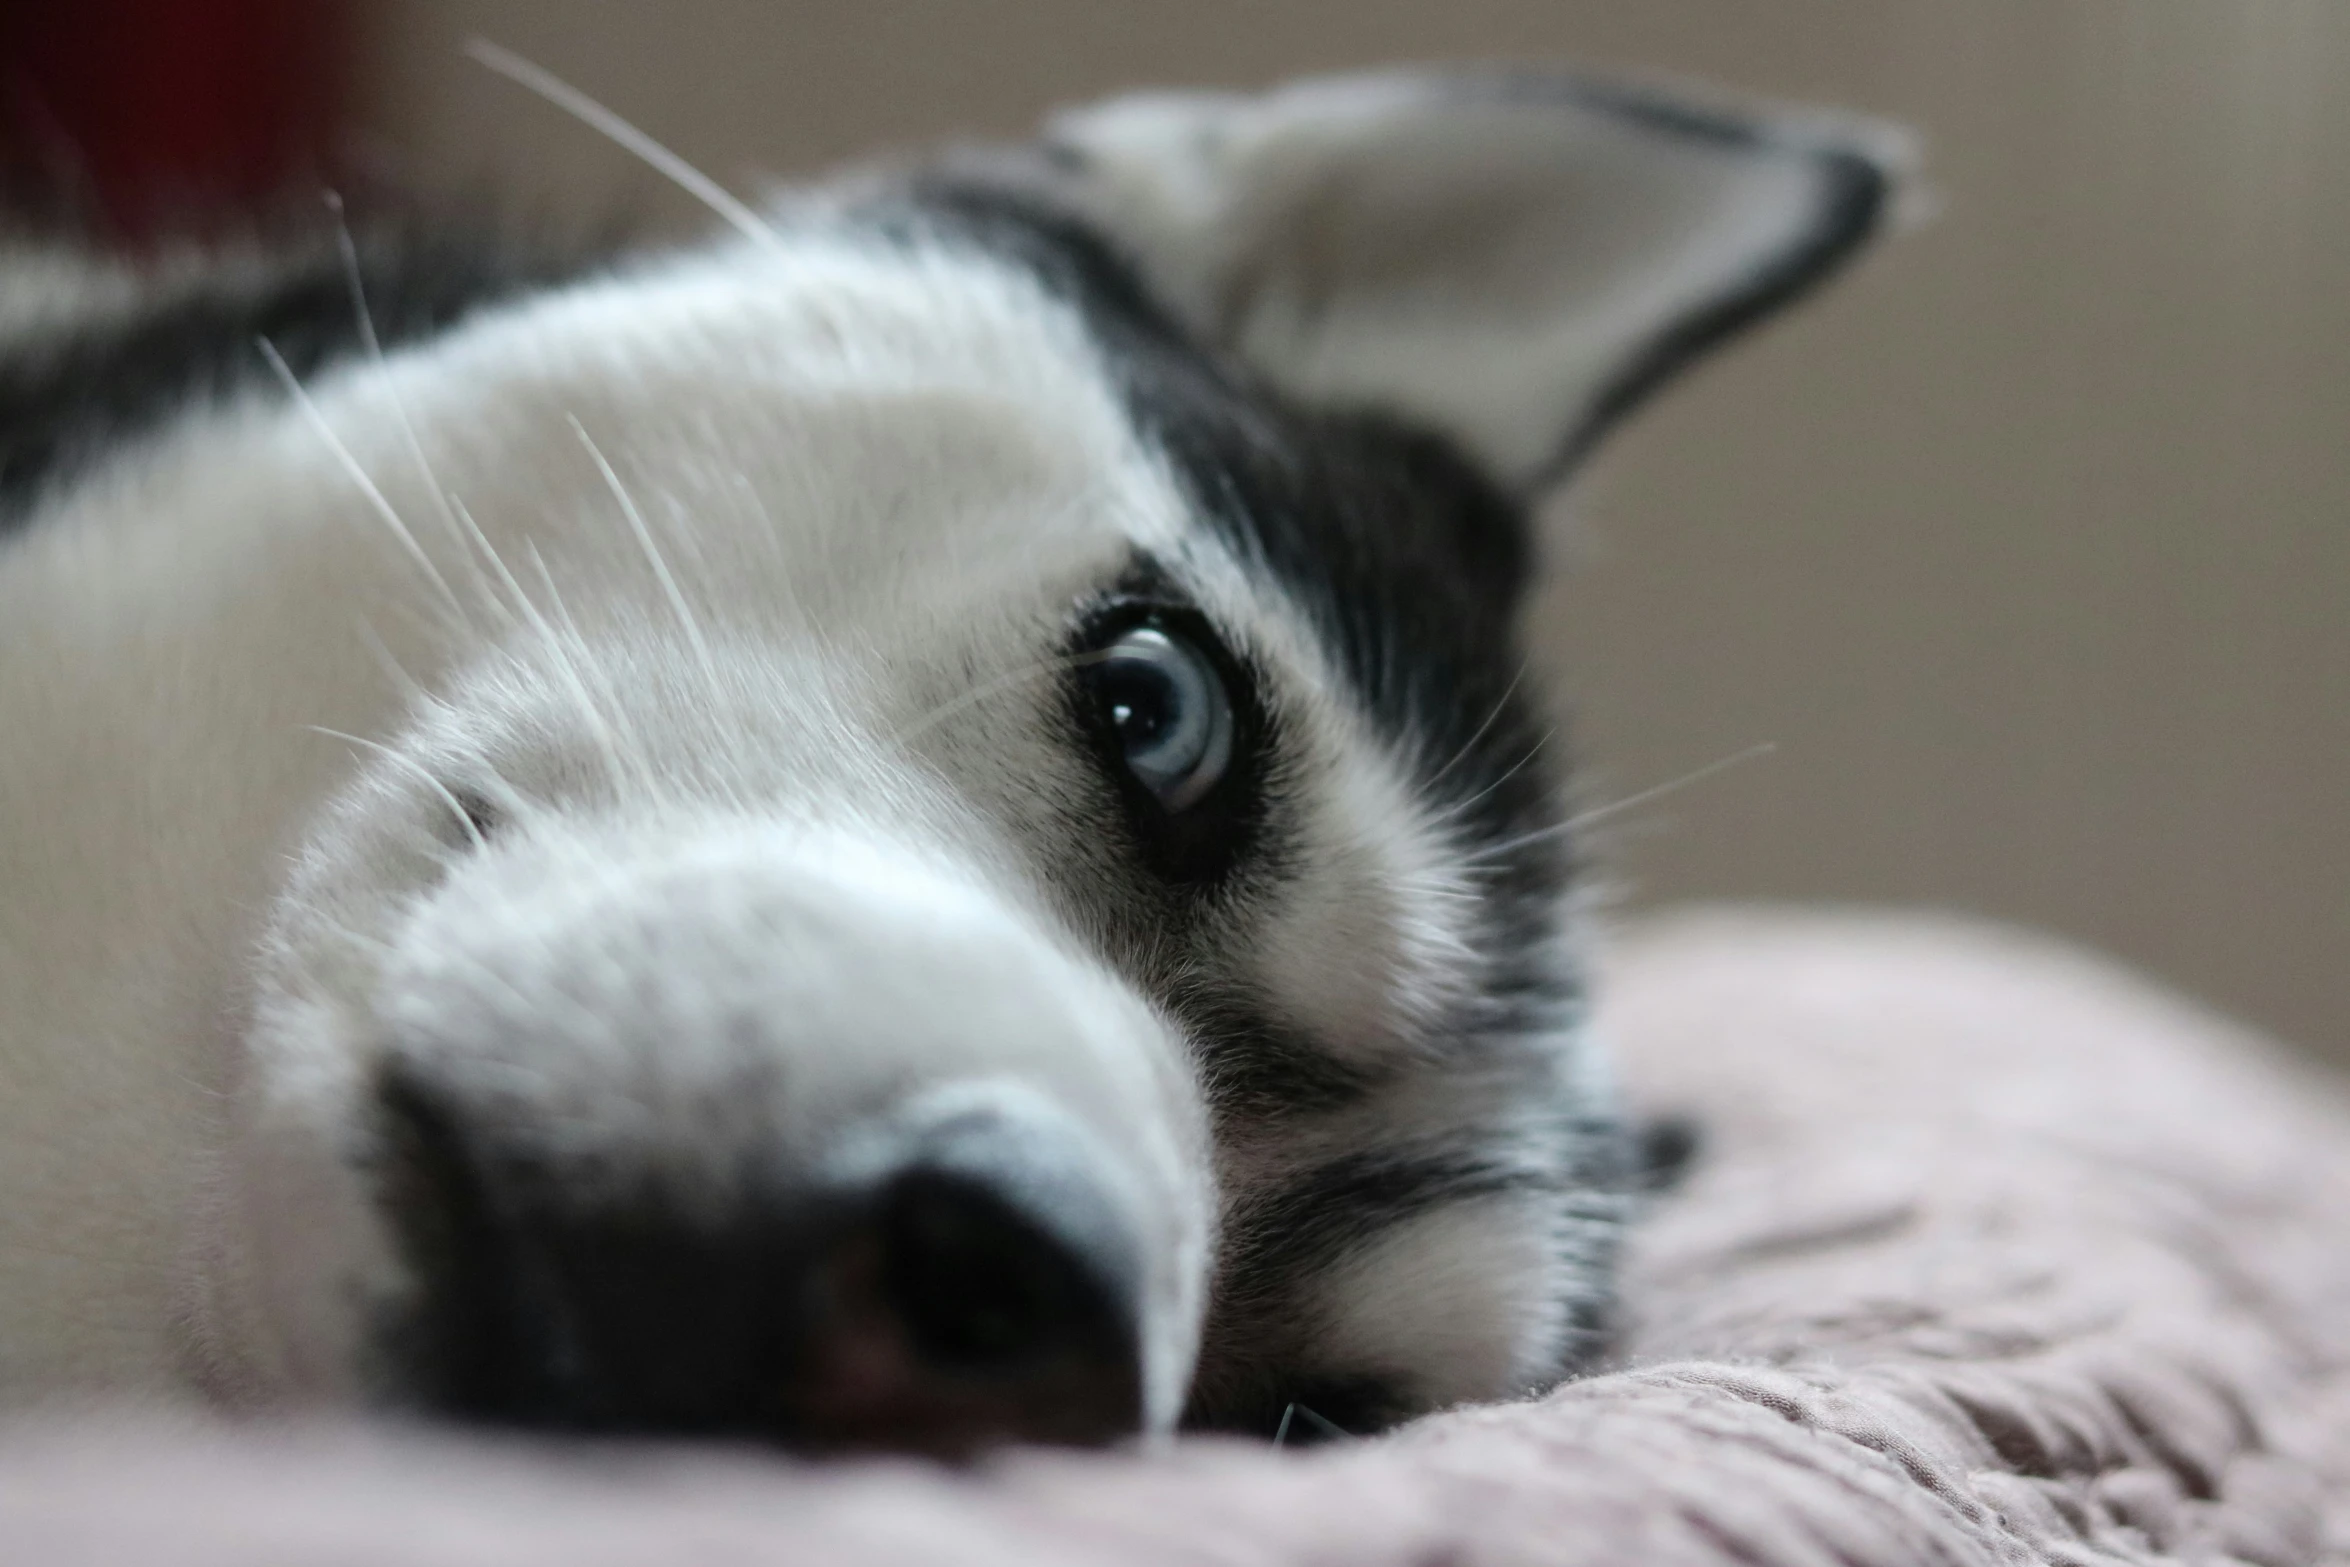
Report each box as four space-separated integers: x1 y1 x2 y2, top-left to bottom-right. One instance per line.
1228 1146 1554 1287
0 225 590 525
1174 993 1388 1119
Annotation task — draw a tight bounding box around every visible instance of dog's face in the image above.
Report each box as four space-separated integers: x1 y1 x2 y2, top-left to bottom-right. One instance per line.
170 72 1894 1451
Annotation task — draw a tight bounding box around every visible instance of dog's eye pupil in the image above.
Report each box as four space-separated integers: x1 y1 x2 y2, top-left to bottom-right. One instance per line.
1092 625 1232 812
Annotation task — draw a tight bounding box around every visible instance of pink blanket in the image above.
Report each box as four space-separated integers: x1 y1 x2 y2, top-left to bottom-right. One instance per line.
7 908 2347 1565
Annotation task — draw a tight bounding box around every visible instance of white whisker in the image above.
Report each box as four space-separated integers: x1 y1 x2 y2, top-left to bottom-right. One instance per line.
525 539 659 795
886 487 1125 748
465 39 776 247
308 725 490 852
1463 741 1780 869
1424 657 1530 790
324 190 500 624
166 1066 231 1104
355 618 432 710
1564 741 1779 833
569 415 725 702
1272 1403 1348 1447
445 495 629 792
895 650 1110 748
257 336 468 626
302 903 405 962
1442 727 1555 826
723 469 812 637
445 495 535 632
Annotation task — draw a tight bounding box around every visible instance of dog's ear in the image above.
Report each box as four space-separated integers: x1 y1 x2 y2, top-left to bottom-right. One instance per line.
991 72 1908 490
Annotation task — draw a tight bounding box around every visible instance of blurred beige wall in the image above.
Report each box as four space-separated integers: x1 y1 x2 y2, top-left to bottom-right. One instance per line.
354 1 2348 1061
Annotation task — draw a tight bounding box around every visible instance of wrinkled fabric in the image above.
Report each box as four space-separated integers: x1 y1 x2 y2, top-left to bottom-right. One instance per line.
5 907 2347 1566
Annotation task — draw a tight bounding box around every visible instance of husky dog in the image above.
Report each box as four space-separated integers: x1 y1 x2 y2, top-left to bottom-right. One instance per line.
0 68 1895 1453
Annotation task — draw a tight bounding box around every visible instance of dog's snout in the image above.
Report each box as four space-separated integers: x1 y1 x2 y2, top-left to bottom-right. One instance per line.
375 1076 1145 1455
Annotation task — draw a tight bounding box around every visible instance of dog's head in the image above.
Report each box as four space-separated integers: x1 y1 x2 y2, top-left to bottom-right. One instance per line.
183 70 1898 1452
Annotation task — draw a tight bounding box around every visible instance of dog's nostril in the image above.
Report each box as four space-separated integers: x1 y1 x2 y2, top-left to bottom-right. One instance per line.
792 1122 1148 1451
882 1166 1114 1371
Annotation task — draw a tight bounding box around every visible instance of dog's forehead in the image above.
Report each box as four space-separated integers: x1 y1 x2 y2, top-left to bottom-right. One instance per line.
435 225 1275 654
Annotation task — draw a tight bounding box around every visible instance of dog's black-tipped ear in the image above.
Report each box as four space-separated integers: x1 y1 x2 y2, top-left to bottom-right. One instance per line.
1007 72 1909 490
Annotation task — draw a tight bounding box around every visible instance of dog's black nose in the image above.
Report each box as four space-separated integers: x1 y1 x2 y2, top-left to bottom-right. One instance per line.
375 1076 1146 1455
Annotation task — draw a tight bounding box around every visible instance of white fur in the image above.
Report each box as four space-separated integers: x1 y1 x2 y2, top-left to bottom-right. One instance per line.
1312 1194 1571 1405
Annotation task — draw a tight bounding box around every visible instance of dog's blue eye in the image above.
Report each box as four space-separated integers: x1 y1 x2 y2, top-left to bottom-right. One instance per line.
1092 626 1233 812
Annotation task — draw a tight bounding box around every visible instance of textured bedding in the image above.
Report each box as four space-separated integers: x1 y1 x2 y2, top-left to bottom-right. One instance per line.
6 907 2347 1565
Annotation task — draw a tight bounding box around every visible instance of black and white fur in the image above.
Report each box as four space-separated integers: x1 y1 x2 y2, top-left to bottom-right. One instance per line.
0 69 1898 1448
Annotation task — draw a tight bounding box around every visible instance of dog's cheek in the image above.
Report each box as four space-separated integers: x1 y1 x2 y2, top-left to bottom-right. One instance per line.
1304 1192 1577 1412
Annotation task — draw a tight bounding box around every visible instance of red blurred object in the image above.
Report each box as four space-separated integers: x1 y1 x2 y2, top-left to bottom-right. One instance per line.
1 0 350 237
